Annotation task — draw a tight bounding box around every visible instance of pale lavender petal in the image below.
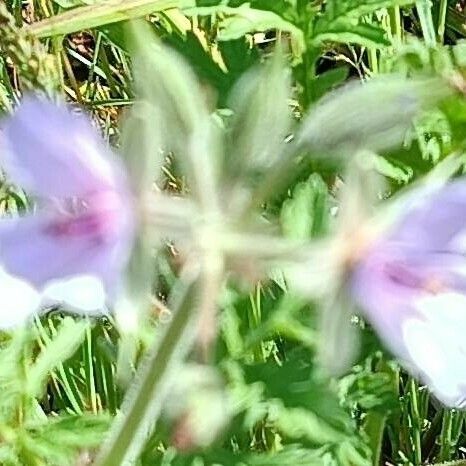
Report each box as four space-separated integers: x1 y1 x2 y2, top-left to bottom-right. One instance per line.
1 96 126 198
351 209 466 407
351 248 466 408
0 199 134 300
387 180 466 251
350 244 420 363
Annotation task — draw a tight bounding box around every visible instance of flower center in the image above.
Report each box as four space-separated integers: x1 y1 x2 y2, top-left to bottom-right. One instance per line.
44 192 121 244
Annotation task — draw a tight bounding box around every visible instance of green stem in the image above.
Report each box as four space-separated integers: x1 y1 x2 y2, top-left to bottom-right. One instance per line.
409 379 423 465
94 275 199 466
416 0 436 47
364 411 386 466
437 0 448 43
388 6 402 42
438 409 453 462
367 48 378 75
248 285 266 362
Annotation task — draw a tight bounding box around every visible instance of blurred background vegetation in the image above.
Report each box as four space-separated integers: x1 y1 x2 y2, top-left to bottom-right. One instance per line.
2 0 466 465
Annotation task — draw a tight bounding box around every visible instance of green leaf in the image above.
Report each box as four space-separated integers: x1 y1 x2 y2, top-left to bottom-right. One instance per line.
160 30 260 107
196 0 298 22
280 174 329 240
162 33 259 103
243 445 341 466
185 4 305 50
312 0 415 47
30 414 111 449
0 330 32 423
219 37 259 77
309 66 349 102
243 355 353 430
322 0 413 20
164 30 230 93
313 22 390 48
28 0 195 38
235 356 370 461
341 368 398 412
268 401 348 444
25 414 111 465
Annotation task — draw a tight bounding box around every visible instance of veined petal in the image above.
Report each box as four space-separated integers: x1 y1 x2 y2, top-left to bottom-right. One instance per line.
1 96 127 198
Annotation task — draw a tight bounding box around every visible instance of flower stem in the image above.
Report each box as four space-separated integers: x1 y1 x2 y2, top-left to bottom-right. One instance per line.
94 272 199 466
416 0 436 47
409 378 423 466
439 409 453 462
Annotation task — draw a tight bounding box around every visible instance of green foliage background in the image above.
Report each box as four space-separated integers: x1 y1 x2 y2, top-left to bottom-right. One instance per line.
1 0 466 465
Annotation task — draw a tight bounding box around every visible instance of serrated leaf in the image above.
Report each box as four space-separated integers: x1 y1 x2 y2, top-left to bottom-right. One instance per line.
243 356 353 432
244 445 338 466
323 0 413 20
267 400 350 445
0 330 31 422
312 0 415 47
185 4 304 50
341 369 398 411
23 414 110 466
30 414 111 447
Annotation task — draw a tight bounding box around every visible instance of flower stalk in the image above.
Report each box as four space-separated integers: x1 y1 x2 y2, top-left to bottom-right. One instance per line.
95 267 200 466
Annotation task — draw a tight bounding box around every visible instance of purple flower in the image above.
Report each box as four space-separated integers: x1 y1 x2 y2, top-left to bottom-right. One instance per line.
0 96 135 326
350 180 466 407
